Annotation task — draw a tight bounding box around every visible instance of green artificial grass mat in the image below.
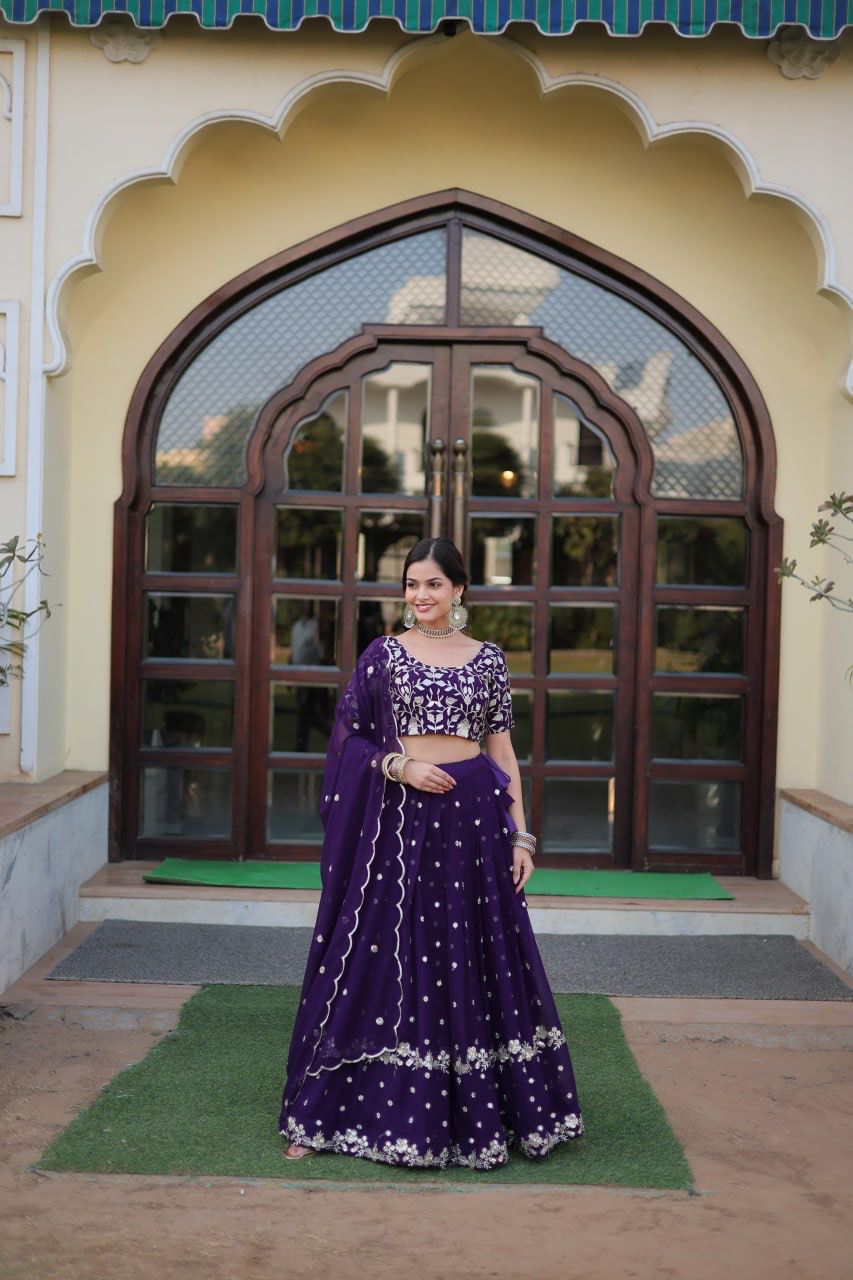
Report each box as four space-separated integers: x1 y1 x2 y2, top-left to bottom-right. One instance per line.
528 869 732 900
143 858 732 901
37 985 693 1189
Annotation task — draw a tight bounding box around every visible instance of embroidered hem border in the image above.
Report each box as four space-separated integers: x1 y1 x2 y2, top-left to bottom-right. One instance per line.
374 1023 568 1075
280 1113 584 1169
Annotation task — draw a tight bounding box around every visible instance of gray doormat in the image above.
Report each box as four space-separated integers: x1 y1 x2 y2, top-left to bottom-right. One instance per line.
44 920 853 1001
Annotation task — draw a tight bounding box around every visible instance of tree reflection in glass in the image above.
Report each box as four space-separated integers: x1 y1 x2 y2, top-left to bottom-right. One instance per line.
552 516 619 587
146 504 238 574
276 509 342 580
360 364 429 495
656 516 747 586
284 391 347 491
471 368 538 499
549 605 615 674
655 607 744 673
145 593 234 661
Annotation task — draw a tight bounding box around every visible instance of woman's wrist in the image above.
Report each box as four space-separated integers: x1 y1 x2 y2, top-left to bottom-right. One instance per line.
510 829 537 858
381 751 410 783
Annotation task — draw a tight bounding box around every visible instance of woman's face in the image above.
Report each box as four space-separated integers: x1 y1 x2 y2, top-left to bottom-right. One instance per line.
404 558 461 627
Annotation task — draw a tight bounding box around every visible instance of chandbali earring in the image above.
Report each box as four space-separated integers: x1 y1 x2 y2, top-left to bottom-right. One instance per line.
402 602 416 629
449 594 469 631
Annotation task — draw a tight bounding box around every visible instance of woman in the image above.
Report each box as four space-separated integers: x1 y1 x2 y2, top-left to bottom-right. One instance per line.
279 538 584 1169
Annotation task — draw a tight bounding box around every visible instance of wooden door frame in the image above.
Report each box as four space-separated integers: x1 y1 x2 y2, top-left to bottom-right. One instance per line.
110 190 782 874
245 331 649 864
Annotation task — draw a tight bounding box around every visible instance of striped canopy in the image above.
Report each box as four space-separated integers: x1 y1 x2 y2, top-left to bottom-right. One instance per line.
0 0 850 39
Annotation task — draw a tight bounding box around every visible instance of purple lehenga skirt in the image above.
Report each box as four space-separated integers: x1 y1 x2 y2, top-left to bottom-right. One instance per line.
278 752 584 1169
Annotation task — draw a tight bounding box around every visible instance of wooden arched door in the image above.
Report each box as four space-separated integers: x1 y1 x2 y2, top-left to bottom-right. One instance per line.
245 331 649 865
113 192 780 873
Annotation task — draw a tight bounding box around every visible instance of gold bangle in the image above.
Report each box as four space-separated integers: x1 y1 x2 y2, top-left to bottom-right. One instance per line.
381 752 400 780
382 751 408 783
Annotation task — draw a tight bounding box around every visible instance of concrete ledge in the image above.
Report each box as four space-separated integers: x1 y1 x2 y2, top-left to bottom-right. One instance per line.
778 790 853 977
0 776 109 997
0 770 108 840
778 788 853 835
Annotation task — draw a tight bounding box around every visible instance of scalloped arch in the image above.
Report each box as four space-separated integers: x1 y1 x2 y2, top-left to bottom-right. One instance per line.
45 31 853 393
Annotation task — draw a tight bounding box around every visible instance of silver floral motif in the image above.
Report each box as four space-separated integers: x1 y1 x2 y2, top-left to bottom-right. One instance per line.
518 1114 583 1156
384 636 514 740
372 1024 566 1076
281 1111 584 1169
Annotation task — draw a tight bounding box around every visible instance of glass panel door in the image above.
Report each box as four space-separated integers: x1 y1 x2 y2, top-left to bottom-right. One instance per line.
450 345 640 869
135 502 241 852
639 513 752 866
242 338 746 869
250 348 446 858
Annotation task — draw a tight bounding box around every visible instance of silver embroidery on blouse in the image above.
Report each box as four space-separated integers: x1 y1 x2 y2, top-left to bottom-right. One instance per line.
383 636 515 741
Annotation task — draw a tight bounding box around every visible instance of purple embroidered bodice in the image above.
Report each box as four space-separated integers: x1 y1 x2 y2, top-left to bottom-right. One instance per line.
379 634 515 741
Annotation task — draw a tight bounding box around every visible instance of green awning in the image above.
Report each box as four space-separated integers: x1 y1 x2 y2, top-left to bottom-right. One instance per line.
0 1 850 40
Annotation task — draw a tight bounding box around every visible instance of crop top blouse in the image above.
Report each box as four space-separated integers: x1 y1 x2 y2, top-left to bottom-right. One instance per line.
378 634 515 741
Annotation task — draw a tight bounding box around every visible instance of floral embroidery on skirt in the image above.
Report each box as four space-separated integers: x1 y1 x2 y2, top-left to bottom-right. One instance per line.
279 752 584 1169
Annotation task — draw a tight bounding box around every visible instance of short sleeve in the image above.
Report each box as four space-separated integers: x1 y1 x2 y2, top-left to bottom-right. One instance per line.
485 646 515 734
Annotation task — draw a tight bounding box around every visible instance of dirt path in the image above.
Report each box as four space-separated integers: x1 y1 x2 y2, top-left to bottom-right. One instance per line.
0 1009 850 1280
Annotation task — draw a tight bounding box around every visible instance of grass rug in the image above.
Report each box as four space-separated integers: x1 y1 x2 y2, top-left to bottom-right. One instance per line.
143 858 733 901
37 985 693 1189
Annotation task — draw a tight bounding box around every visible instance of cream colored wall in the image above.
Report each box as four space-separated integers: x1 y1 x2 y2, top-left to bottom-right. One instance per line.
519 26 853 304
35 23 853 330
56 32 851 799
816 404 853 802
0 20 850 805
0 31 36 778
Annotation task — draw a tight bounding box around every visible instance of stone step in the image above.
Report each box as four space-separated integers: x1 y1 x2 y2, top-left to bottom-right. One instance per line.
4 924 850 1048
78 862 811 938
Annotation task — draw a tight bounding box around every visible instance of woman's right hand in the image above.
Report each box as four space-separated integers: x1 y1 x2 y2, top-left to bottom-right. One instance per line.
401 759 457 793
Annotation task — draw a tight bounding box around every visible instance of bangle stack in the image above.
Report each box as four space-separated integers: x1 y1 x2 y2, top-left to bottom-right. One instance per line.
381 751 409 784
509 830 537 858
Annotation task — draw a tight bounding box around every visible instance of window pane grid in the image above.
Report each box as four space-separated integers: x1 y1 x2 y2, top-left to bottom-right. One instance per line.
461 229 743 501
131 214 766 866
155 232 447 486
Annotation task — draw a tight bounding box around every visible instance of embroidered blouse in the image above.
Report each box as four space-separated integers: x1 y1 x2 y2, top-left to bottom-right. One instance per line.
377 634 515 741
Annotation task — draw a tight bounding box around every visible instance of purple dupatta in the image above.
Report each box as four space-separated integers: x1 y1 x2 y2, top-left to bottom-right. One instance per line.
281 636 411 1107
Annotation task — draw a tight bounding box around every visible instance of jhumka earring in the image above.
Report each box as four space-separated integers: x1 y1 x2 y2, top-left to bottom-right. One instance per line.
449 594 469 631
402 602 417 629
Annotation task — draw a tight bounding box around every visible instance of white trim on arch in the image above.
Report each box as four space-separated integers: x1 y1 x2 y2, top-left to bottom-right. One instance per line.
39 33 853 397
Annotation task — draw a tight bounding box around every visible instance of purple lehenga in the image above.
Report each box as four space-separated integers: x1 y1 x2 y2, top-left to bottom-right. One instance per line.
278 635 584 1169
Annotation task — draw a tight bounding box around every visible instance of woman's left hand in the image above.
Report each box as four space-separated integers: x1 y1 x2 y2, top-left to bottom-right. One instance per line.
512 849 534 894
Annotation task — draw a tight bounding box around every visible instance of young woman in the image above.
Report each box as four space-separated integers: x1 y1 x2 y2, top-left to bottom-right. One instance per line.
278 537 584 1169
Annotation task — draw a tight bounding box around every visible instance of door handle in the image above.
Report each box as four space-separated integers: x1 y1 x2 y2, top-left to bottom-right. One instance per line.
452 437 467 557
428 438 446 539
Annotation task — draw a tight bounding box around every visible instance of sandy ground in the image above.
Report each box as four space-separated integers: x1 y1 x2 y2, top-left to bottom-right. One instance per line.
0 1006 850 1280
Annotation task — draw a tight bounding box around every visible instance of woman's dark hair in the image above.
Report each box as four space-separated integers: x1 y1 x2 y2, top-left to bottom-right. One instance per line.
401 538 469 599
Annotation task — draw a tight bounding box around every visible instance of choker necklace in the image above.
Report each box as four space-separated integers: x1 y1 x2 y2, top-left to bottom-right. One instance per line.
414 620 456 638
